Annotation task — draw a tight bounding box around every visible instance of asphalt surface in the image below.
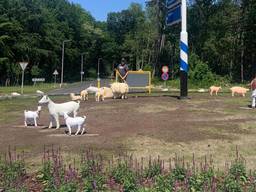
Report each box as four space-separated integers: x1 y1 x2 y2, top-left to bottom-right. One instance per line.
48 79 112 95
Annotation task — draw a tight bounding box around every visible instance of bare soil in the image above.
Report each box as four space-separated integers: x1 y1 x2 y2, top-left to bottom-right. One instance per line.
1 93 256 169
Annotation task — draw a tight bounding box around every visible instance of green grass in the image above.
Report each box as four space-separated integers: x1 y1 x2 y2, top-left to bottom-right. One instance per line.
152 78 250 90
0 83 57 95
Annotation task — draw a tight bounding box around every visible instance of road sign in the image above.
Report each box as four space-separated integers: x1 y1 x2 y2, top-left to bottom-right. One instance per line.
19 62 28 71
166 0 181 9
162 66 169 73
166 5 181 26
161 73 169 81
32 78 45 82
80 71 84 75
53 70 59 75
19 62 28 94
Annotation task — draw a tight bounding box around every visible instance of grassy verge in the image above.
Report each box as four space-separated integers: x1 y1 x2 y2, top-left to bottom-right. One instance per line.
0 83 57 95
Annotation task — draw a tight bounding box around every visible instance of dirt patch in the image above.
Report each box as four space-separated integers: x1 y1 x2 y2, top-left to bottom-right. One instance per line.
136 104 178 113
1 93 256 169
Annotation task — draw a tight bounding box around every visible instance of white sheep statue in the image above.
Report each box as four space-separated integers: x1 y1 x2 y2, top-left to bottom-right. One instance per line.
86 85 98 94
95 88 105 102
38 95 80 129
111 82 129 99
64 112 86 136
80 90 89 101
101 87 113 98
11 92 21 97
36 90 44 96
24 106 42 127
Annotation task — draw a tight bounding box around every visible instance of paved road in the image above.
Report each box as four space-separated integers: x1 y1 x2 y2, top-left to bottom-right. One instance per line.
48 79 112 95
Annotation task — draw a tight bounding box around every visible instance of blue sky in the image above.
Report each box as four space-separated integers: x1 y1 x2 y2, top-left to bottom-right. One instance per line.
69 0 146 21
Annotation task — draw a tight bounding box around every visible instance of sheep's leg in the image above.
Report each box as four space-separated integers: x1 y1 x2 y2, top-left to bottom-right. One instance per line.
210 91 213 96
73 111 77 118
216 91 218 96
86 95 88 101
232 92 234 97
75 125 81 135
102 96 104 101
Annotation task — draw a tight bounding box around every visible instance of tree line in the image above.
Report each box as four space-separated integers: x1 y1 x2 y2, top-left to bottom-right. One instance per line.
0 0 255 86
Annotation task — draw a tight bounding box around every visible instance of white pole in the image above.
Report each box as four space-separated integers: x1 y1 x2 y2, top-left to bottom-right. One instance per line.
180 0 188 98
81 54 84 83
61 41 65 87
21 70 24 94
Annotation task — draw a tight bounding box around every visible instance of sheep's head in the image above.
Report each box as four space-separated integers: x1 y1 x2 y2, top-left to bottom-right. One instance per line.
38 95 50 105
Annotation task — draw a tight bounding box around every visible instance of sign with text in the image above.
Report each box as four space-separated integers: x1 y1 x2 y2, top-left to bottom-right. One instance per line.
166 5 181 26
32 78 45 82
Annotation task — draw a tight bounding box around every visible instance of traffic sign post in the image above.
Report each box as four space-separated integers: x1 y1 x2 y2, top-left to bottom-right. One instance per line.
19 62 28 94
53 69 59 87
179 0 188 99
166 0 188 99
161 71 169 91
162 66 169 73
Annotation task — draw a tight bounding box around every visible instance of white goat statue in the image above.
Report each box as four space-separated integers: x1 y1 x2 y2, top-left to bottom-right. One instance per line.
24 106 42 127
38 95 80 129
64 112 86 136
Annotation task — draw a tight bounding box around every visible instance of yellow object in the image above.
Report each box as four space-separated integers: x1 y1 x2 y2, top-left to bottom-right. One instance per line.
97 79 100 89
115 69 152 94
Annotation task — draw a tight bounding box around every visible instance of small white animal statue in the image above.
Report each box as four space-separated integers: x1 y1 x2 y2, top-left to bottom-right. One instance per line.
11 92 21 97
111 82 129 99
24 106 42 127
80 90 89 101
86 85 99 94
36 90 44 96
63 113 86 136
70 93 82 101
230 87 249 97
38 95 80 129
209 86 222 96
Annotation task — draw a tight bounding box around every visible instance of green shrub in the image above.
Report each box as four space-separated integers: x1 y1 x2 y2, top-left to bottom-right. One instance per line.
0 159 26 190
188 168 214 192
143 161 162 179
81 160 106 191
153 174 174 192
111 163 137 192
58 182 78 192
